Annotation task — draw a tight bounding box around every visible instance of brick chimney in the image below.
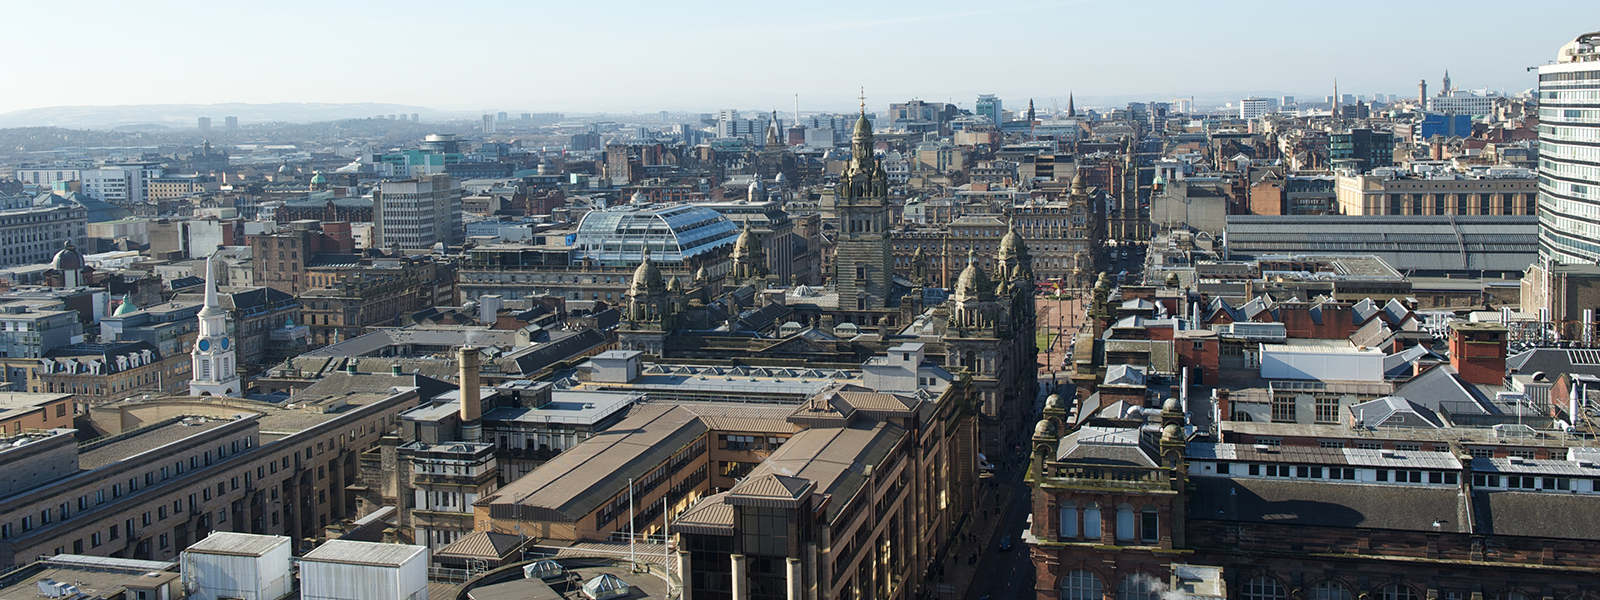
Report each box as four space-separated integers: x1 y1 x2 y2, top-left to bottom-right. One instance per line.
1448 322 1507 386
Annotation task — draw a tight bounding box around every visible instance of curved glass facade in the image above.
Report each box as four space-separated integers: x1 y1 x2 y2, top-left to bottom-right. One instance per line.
572 204 739 266
1537 53 1600 265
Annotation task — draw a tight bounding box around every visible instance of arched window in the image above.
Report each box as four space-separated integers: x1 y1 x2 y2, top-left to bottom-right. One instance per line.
1083 502 1102 540
1117 574 1159 600
1059 501 1077 539
1241 577 1287 600
1380 585 1420 600
1309 581 1352 600
1115 503 1136 541
1061 570 1102 600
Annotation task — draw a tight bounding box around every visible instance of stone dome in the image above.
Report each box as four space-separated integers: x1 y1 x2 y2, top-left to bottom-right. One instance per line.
853 112 872 138
629 248 665 296
733 223 757 256
1163 397 1181 413
997 226 1026 263
1034 419 1054 439
953 249 992 302
1045 394 1062 410
774 172 788 187
50 241 83 271
747 178 765 202
1162 423 1181 442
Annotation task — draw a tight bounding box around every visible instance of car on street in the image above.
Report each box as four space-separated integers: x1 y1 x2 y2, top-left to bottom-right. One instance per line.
999 535 1013 551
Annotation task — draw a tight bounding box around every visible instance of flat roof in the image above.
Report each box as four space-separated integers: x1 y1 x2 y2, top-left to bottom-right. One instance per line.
79 418 236 470
0 392 71 420
184 532 290 557
480 390 640 425
302 540 426 567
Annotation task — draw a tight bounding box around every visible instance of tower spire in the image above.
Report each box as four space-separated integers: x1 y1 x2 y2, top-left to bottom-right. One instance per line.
201 253 221 315
1067 92 1076 118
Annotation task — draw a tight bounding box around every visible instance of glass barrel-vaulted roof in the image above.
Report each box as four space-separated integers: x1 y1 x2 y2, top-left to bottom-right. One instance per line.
573 204 739 266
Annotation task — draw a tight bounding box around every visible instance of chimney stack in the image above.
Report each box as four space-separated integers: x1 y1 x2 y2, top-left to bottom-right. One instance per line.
459 346 482 442
1448 322 1508 386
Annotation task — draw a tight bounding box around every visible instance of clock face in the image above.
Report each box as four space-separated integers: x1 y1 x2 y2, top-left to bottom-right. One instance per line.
198 339 210 351
221 338 229 350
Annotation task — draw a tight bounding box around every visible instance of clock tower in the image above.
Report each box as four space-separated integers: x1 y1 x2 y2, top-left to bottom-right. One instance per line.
190 254 240 397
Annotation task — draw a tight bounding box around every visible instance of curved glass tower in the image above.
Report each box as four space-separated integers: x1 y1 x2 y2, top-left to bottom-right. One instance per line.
1537 31 1600 265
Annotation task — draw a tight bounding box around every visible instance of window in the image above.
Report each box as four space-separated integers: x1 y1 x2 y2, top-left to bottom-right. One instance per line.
1060 570 1102 600
1270 396 1296 422
1356 442 1383 450
1117 574 1160 600
1083 503 1101 540
1380 585 1420 600
1241 576 1287 600
1314 397 1340 423
1115 504 1136 541
1140 506 1159 542
1309 581 1352 600
1394 443 1422 452
159 533 169 549
90 532 101 547
1059 501 1077 539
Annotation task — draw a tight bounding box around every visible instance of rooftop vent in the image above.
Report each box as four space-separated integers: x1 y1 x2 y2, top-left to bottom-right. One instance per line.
1509 456 1526 464
1381 449 1396 458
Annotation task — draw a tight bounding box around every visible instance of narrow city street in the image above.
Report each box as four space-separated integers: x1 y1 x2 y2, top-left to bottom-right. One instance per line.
959 460 1035 600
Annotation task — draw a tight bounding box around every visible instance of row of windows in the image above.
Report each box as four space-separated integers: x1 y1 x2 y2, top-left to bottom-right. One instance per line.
1541 88 1600 101
1214 462 1458 485
1057 502 1158 544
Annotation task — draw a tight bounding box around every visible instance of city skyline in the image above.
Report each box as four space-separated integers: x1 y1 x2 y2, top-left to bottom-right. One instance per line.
4 0 1593 120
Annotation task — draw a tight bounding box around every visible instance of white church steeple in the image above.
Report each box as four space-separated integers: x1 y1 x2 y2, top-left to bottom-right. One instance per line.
190 254 240 397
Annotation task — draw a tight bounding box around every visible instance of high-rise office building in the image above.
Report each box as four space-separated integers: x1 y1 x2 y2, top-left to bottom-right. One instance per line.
1238 97 1270 119
976 94 1002 125
197 117 211 131
1535 31 1600 265
375 174 464 250
1524 32 1600 339
481 114 495 134
224 116 238 130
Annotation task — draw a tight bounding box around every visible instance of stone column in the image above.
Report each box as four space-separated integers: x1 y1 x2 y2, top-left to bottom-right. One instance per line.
786 557 802 600
678 551 693 600
731 553 748 600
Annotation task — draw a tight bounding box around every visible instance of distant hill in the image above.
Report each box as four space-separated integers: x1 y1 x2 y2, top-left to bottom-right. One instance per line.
0 102 470 129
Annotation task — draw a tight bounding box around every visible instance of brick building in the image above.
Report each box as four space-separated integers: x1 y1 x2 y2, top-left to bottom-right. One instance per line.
247 221 355 296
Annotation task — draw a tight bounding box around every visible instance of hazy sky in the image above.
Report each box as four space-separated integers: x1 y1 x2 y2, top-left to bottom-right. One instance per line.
6 0 1596 116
